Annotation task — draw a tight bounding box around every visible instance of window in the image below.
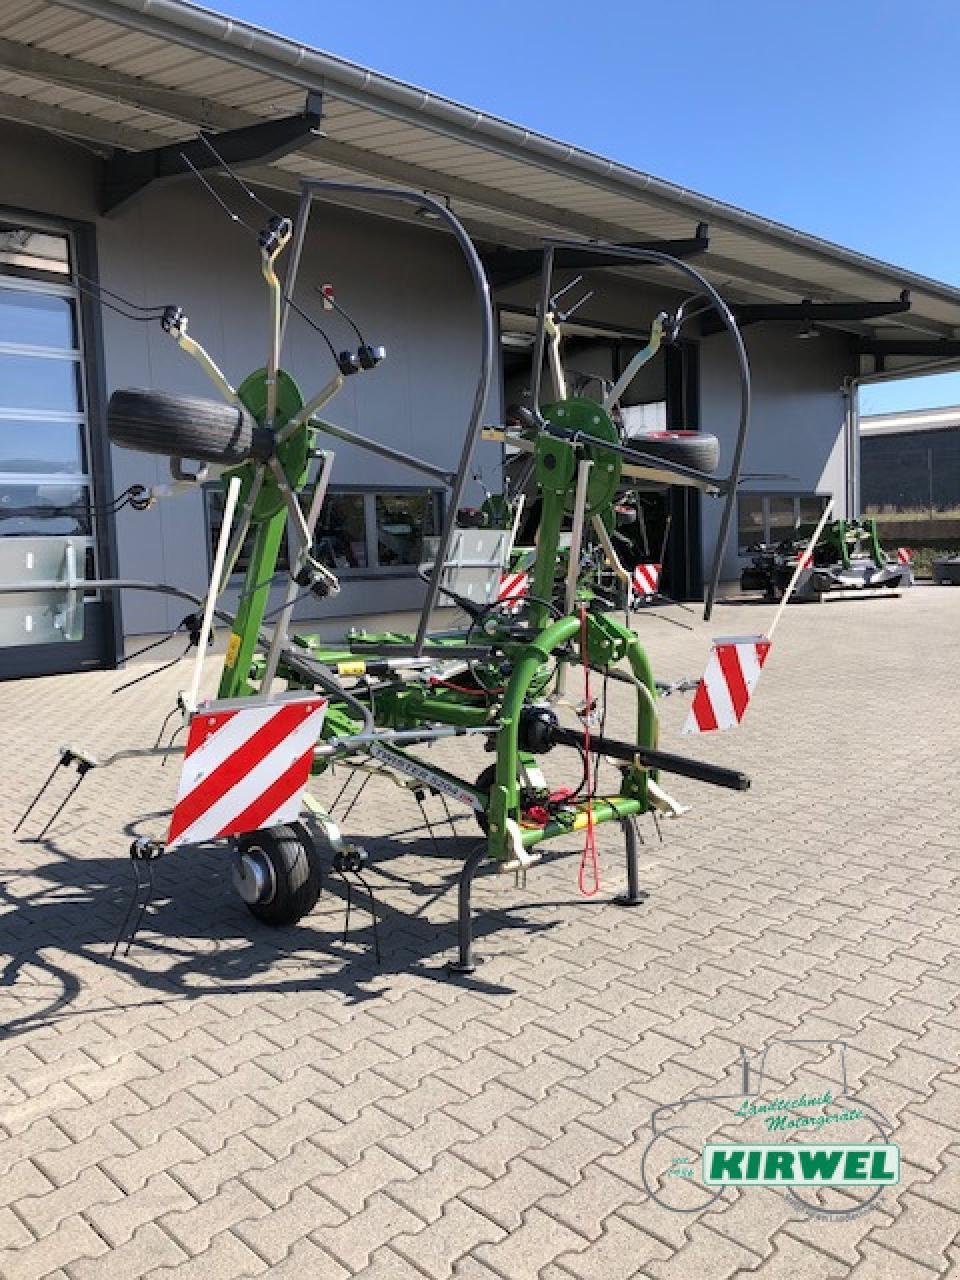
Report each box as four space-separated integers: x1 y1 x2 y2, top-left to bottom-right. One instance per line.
0 222 98 645
315 493 367 570
737 493 830 551
375 491 439 567
206 484 441 582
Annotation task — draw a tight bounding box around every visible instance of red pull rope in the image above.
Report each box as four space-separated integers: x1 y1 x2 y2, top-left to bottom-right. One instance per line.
578 605 600 896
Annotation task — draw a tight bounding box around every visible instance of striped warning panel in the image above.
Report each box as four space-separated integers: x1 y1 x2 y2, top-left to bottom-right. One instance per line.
166 694 327 850
682 635 771 734
497 571 529 603
896 547 913 565
633 563 661 597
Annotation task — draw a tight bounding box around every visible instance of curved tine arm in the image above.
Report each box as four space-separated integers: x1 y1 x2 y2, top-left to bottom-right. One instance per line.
603 313 666 411
267 457 313 559
545 311 567 401
261 221 292 427
169 323 239 407
592 514 633 593
276 373 344 443
294 180 494 657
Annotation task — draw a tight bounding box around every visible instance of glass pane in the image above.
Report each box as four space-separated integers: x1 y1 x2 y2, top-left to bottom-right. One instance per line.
797 494 826 535
737 494 765 549
315 493 368 569
0 291 77 349
0 420 86 475
0 480 91 536
768 495 797 543
376 492 438 567
0 353 81 412
0 227 70 279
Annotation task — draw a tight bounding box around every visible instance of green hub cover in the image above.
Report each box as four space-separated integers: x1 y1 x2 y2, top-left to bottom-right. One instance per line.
541 398 622 513
226 367 308 522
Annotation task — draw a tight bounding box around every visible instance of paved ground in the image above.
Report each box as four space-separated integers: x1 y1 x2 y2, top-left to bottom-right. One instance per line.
1 585 958 1279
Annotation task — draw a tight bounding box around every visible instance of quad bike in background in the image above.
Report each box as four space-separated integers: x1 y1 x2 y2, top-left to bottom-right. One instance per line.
741 515 911 602
8 162 758 973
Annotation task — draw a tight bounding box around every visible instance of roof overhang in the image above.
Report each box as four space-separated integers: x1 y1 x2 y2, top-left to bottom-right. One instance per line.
2 0 960 369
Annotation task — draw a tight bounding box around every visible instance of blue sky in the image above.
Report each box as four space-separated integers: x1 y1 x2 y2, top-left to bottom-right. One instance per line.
221 0 960 414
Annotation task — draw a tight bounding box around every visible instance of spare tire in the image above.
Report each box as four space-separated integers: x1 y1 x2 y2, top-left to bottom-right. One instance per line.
107 388 271 465
624 429 720 474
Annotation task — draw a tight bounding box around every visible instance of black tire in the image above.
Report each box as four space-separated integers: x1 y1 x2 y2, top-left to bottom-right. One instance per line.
624 429 720 474
474 764 496 835
107 388 270 465
237 823 322 926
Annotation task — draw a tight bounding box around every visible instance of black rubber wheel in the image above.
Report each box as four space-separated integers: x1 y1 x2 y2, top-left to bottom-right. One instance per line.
474 764 496 836
237 823 322 926
107 388 270 465
624 429 720 474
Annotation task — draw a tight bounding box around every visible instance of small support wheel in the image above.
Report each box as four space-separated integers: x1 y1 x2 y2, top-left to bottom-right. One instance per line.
233 823 322 926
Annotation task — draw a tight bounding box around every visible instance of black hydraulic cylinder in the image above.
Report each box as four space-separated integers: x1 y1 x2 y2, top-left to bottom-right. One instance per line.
547 723 750 791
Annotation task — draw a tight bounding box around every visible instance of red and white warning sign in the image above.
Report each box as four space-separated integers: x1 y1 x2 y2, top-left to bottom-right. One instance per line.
896 547 913 565
632 562 661 597
497 570 529 604
682 635 771 734
166 694 327 850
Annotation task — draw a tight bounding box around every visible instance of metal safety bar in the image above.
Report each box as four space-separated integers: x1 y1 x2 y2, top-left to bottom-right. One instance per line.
283 181 494 655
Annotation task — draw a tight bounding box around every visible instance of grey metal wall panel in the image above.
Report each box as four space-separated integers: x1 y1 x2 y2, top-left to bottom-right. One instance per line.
0 120 500 635
699 326 852 582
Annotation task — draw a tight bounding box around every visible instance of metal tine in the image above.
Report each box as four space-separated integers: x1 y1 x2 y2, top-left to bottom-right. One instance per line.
110 858 149 960
36 773 86 839
153 704 179 751
549 274 584 307
111 641 192 694
335 866 353 943
339 773 371 825
416 792 441 857
353 871 382 965
196 132 283 219
13 758 65 834
122 859 156 958
328 769 356 817
438 793 458 837
180 151 257 235
160 724 186 768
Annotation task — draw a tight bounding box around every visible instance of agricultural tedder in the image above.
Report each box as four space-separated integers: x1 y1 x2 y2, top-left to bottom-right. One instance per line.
10 161 757 973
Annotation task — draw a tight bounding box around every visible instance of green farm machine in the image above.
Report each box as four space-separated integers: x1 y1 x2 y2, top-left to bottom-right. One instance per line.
12 172 756 972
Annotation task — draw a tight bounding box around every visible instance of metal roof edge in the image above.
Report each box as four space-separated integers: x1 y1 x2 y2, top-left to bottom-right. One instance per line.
56 0 960 307
861 406 960 433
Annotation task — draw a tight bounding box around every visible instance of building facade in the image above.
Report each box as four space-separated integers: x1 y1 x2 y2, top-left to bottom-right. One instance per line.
3 0 960 679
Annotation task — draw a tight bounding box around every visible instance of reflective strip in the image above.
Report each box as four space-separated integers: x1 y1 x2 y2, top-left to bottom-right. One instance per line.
167 696 326 849
682 638 770 734
632 563 661 596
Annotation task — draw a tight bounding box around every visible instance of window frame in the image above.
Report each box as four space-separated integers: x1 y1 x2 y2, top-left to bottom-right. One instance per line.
737 492 830 552
205 480 445 582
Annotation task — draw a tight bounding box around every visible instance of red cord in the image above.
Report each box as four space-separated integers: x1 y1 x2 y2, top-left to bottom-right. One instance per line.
578 605 600 896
